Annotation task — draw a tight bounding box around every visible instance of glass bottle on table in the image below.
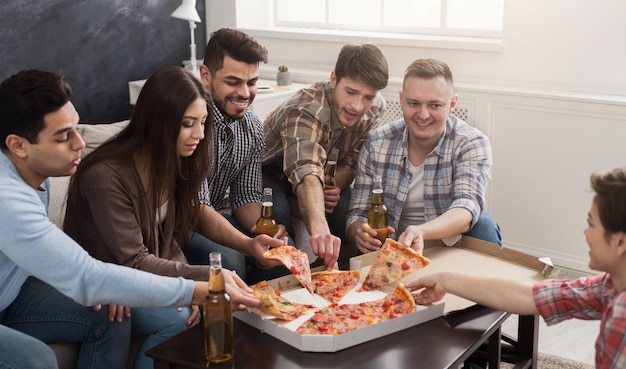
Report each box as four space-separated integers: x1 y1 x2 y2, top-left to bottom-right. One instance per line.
203 252 234 363
367 174 388 244
255 187 278 237
323 148 339 190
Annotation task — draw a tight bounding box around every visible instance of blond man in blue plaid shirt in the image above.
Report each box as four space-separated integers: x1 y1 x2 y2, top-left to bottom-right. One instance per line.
347 58 501 256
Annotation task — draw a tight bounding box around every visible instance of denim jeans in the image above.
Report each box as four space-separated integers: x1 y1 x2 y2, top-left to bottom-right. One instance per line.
0 323 59 369
465 212 502 247
130 307 191 369
185 213 294 284
1 277 131 369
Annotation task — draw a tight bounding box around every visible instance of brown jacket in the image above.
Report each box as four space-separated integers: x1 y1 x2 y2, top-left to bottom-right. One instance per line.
64 159 209 281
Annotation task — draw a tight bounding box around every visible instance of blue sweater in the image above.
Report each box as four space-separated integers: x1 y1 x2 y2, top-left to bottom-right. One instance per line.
0 151 194 312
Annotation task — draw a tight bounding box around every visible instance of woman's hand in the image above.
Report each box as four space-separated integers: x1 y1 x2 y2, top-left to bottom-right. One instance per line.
185 305 201 327
223 269 262 311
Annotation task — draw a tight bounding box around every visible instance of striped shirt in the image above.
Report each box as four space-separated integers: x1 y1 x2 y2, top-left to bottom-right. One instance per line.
346 116 492 233
199 103 265 210
534 273 626 369
262 80 385 191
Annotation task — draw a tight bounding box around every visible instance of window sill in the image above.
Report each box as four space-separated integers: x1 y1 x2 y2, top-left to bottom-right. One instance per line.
240 27 503 53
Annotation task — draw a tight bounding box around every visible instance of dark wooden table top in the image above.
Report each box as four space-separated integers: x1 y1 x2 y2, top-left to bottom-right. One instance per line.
147 304 512 369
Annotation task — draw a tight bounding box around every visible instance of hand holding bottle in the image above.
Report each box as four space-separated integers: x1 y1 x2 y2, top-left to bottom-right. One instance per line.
367 174 389 244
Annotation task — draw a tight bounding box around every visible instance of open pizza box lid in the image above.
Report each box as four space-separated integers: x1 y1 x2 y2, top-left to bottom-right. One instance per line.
349 235 559 314
236 236 558 352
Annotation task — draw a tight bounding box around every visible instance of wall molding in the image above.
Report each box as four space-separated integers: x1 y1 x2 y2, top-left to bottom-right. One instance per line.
259 64 626 274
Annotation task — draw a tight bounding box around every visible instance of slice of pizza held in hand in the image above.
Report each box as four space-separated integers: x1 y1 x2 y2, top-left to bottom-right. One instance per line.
263 245 314 294
359 238 431 291
251 280 316 321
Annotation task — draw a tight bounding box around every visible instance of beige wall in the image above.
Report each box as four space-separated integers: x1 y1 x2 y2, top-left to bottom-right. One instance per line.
206 0 626 272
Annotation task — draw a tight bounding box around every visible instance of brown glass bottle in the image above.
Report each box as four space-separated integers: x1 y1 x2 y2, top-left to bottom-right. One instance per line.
367 174 388 244
255 187 278 237
203 252 234 363
323 148 339 190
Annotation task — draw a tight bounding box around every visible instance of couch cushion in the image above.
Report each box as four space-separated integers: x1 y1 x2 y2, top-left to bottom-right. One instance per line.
78 120 129 156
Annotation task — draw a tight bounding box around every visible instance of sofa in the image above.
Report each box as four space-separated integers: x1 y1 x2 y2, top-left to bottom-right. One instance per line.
46 120 139 369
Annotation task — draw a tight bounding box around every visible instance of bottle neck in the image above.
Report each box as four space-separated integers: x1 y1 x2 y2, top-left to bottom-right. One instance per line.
208 266 226 293
324 161 336 176
371 189 384 205
260 202 275 218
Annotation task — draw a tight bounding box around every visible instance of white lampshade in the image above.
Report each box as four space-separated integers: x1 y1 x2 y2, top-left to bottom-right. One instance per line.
171 0 201 23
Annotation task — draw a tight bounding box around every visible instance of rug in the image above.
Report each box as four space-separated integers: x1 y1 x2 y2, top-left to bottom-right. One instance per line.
500 352 594 369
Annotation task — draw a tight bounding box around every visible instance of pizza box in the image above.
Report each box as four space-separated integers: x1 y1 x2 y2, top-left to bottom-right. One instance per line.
349 235 560 314
235 235 558 352
234 265 445 352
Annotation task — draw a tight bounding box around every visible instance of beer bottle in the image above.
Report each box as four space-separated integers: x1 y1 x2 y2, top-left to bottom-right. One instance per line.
204 252 234 363
255 187 278 237
367 174 388 244
323 148 339 190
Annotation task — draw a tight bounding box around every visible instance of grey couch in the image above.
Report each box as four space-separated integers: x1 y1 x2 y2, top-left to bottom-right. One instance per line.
46 121 142 369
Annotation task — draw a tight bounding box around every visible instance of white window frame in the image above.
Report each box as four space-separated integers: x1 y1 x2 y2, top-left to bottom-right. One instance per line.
233 0 504 52
274 0 502 39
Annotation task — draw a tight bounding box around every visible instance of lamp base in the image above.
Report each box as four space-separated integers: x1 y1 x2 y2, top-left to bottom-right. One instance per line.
182 59 203 78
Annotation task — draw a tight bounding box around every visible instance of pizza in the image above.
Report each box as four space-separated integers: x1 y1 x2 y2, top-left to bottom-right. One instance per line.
311 270 361 303
359 238 431 291
251 280 316 321
263 246 313 294
295 283 416 335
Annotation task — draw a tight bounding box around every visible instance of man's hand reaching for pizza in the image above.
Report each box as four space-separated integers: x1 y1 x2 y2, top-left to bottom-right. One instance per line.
248 233 287 269
310 228 340 270
223 269 263 311
398 226 425 255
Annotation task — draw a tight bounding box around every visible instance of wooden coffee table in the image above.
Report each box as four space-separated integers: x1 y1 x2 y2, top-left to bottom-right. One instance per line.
146 304 537 369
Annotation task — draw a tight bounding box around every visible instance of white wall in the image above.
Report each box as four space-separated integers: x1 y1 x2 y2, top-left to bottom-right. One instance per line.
206 0 626 273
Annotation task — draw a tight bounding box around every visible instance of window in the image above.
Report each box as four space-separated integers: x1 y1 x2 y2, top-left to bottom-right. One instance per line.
237 0 503 40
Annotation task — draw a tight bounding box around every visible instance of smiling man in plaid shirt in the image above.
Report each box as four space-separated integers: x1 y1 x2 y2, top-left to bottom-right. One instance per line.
346 58 501 256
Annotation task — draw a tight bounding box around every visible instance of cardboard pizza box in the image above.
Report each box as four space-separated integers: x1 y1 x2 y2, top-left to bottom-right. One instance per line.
235 263 445 353
234 282 444 353
235 236 558 352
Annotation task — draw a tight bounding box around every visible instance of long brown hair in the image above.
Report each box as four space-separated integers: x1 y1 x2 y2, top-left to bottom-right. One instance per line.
70 66 213 246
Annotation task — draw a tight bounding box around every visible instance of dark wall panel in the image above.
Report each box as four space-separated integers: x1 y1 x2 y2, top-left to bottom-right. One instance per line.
0 0 206 123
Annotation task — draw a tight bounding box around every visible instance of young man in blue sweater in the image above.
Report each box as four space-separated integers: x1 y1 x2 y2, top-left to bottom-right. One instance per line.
0 70 260 369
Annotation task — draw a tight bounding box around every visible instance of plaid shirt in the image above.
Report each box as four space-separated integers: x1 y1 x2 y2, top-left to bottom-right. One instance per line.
199 103 264 210
534 273 626 369
262 80 385 191
346 116 492 234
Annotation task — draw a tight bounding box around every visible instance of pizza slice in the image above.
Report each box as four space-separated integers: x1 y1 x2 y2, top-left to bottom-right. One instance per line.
251 280 315 321
359 238 431 291
379 283 416 319
263 245 313 294
311 270 361 303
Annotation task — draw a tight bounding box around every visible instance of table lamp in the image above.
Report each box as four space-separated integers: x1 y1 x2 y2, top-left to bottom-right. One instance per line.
171 0 202 77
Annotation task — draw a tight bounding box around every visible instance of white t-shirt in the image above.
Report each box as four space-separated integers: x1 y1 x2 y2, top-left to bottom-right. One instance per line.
397 162 425 235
